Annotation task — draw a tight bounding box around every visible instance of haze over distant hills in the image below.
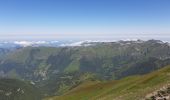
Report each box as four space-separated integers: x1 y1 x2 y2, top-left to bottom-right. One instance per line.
0 39 169 48
0 0 170 99
1 39 170 100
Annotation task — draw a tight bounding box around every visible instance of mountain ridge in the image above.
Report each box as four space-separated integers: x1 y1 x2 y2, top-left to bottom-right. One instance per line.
0 39 170 97
0 39 169 48
45 64 170 100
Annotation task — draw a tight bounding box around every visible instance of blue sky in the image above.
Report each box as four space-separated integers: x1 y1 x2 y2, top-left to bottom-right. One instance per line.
0 0 170 40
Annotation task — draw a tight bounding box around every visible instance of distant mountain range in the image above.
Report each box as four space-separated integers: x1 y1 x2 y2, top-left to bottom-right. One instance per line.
1 39 170 99
0 39 166 48
0 40 121 48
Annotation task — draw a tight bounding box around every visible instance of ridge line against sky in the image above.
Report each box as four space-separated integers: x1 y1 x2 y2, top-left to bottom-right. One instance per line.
0 0 170 40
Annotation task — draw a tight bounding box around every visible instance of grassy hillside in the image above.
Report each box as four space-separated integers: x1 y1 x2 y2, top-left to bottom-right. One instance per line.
0 78 42 100
1 40 170 96
45 65 170 100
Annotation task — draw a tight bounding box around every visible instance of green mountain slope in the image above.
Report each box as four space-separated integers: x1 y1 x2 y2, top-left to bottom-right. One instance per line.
0 78 42 100
45 65 170 100
1 40 170 96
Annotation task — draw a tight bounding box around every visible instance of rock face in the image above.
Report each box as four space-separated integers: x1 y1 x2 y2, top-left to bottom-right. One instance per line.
145 85 170 100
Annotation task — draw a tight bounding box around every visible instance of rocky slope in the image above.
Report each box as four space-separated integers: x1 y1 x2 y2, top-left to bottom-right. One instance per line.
145 84 170 100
